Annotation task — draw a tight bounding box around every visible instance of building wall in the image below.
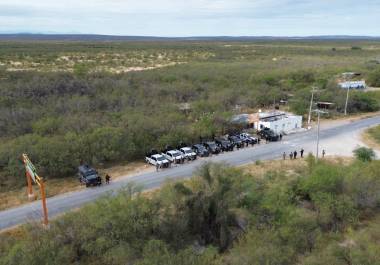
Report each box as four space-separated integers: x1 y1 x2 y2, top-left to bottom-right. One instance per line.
258 116 303 134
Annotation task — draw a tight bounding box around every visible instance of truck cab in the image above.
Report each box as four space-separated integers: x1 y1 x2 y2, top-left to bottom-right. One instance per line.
192 144 210 157
215 138 234 152
203 141 221 155
164 149 185 164
146 150 170 168
179 147 197 160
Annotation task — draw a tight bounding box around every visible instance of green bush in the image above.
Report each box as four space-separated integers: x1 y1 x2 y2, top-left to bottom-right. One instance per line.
353 147 376 162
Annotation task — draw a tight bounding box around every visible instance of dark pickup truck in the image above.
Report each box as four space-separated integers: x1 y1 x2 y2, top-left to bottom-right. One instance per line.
78 165 102 187
203 141 221 155
215 138 234 152
192 144 210 157
258 128 280 142
228 135 245 149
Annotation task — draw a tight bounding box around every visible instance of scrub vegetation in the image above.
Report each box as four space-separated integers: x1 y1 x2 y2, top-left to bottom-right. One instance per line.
367 125 380 144
1 40 380 192
1 157 379 265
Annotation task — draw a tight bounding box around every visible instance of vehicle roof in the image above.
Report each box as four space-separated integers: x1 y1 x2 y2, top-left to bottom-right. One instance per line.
181 147 192 150
152 154 164 158
167 150 181 154
78 165 96 174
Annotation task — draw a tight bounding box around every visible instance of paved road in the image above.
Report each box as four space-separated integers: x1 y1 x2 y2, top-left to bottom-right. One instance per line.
0 116 379 230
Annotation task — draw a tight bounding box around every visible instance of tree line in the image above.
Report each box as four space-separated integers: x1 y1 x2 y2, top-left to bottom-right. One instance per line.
1 43 380 190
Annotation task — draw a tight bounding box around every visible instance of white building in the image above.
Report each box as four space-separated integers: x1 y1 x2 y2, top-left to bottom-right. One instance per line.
255 111 303 135
339 81 366 89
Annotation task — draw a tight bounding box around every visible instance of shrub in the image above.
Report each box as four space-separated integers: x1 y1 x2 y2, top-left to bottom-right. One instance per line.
353 147 376 162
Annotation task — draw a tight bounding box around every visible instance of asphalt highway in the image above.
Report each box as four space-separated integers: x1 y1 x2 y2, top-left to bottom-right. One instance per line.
0 115 379 230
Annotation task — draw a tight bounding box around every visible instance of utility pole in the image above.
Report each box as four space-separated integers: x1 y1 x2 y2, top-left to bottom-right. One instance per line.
313 109 328 161
344 86 350 116
308 87 317 127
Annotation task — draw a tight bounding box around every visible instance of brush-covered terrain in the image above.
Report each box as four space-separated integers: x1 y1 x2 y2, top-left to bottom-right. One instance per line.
1 156 379 265
1 40 380 192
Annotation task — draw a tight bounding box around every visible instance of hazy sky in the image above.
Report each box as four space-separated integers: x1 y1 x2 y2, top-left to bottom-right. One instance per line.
0 0 379 36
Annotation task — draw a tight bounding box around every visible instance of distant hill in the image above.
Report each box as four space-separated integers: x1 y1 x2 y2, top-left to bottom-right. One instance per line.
0 34 379 42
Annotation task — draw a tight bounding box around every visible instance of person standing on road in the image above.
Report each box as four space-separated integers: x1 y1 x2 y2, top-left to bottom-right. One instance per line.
280 134 283 141
105 174 111 184
294 151 297 159
156 163 159 172
283 152 286 160
258 138 261 145
290 152 293 160
300 148 304 158
322 149 326 158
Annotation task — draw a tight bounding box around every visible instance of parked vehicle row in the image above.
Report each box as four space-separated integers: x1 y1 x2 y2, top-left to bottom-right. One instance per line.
79 129 280 186
145 131 273 169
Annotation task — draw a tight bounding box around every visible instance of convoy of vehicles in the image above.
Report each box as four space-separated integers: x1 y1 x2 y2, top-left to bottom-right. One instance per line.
138 128 280 169
81 128 279 187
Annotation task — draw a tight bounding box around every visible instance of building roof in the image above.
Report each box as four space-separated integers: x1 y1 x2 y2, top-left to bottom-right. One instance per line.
339 81 366 89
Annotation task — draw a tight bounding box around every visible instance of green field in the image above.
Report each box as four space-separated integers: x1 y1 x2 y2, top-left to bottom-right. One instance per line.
1 40 380 190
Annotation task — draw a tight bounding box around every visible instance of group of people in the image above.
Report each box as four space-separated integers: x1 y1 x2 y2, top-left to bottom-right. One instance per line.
282 149 326 160
283 148 304 160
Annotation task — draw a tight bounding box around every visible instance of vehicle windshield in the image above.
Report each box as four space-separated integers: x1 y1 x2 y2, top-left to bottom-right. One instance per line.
86 174 98 180
208 142 216 148
84 170 96 176
172 151 181 157
184 149 193 154
156 156 166 162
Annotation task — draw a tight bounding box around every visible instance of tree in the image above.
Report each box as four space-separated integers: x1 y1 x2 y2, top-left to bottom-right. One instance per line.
172 163 247 251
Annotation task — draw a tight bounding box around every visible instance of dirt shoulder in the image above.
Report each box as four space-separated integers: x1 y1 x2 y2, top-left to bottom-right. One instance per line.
318 111 380 128
361 129 380 151
0 161 152 211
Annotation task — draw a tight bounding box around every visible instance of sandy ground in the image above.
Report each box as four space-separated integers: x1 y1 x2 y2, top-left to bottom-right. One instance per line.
307 112 380 158
0 162 154 211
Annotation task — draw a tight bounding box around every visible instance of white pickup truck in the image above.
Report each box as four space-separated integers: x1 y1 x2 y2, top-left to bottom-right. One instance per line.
145 153 170 168
179 147 197 161
163 150 185 164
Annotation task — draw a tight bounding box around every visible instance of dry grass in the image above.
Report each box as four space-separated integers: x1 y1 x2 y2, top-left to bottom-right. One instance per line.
241 159 307 180
0 161 151 211
240 156 353 180
361 129 380 151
